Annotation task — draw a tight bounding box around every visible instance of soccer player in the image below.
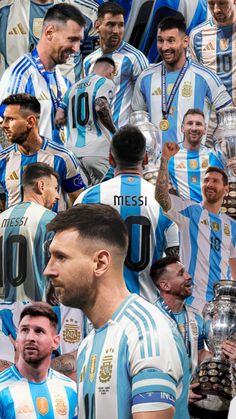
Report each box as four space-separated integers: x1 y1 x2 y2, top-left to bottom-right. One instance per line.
0 3 86 143
139 0 209 63
44 203 190 419
190 0 236 105
132 16 232 146
83 2 149 128
55 56 116 185
0 94 85 211
0 0 100 83
76 125 179 304
150 257 210 402
155 142 236 312
0 302 77 418
168 108 225 202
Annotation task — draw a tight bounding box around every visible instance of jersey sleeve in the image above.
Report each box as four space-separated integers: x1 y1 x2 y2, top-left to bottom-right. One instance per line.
131 72 148 112
165 194 194 225
164 221 179 249
131 52 149 82
0 58 29 103
60 152 85 192
189 31 199 63
205 70 232 111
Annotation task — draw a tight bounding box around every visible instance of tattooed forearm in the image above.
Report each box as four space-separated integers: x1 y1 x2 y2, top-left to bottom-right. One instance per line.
95 97 116 134
155 157 171 212
51 351 76 377
165 246 179 258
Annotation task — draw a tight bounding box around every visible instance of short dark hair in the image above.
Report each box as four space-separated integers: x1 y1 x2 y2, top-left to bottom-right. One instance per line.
150 256 180 287
19 302 58 332
94 56 115 69
2 93 40 117
158 15 187 34
47 204 128 253
205 166 228 186
111 125 146 168
182 108 205 124
97 2 125 19
44 3 86 28
22 162 59 189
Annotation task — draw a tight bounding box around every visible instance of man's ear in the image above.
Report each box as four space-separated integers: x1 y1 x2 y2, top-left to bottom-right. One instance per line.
93 249 111 277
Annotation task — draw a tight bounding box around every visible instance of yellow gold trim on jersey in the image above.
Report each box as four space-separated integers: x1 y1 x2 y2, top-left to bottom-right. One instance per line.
8 23 27 35
152 87 162 95
181 82 192 97
189 320 198 338
7 171 19 180
212 222 220 232
62 318 81 344
36 397 49 416
55 396 67 415
38 92 50 101
99 348 114 383
189 159 198 169
80 365 86 383
224 224 230 236
33 18 44 39
219 39 229 51
89 355 97 382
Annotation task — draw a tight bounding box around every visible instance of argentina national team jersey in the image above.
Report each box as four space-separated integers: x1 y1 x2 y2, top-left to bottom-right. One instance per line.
139 0 208 63
132 58 232 145
0 302 86 362
168 144 224 201
83 40 149 127
76 174 179 303
60 73 115 157
77 294 189 419
0 0 99 82
166 194 236 312
0 366 77 418
0 202 55 302
0 138 84 210
0 50 69 142
190 18 236 103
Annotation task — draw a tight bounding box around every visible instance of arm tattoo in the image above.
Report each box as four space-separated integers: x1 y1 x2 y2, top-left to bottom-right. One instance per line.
0 359 13 372
51 353 76 376
155 157 171 212
95 97 116 134
165 246 179 258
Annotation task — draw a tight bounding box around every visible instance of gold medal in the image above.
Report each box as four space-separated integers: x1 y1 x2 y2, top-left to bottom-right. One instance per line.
159 118 169 131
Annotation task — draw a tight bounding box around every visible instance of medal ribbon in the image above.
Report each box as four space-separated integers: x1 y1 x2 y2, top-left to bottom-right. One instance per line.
157 296 191 357
31 48 63 113
161 58 189 120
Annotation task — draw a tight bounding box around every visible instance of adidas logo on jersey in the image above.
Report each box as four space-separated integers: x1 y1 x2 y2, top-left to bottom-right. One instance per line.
203 42 215 51
38 92 49 100
7 171 19 180
8 23 26 35
176 162 186 169
152 87 161 95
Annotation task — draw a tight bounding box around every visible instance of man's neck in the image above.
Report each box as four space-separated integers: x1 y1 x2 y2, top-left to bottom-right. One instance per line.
36 42 55 72
85 281 130 329
23 192 43 206
183 140 201 151
16 358 50 383
164 55 187 72
100 40 122 55
160 293 185 313
114 165 143 177
213 13 236 27
202 199 222 215
17 132 43 155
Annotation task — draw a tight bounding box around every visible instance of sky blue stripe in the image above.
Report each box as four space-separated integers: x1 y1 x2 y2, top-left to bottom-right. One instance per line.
134 300 160 356
191 61 222 86
128 305 153 357
81 184 101 204
184 205 202 285
124 310 145 358
117 333 131 418
29 381 54 418
207 214 223 300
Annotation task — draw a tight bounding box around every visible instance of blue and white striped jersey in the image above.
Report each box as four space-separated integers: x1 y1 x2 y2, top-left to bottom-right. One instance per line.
168 144 224 202
139 0 209 63
60 73 115 157
0 0 99 83
166 194 236 312
0 301 86 362
76 174 179 304
0 138 84 210
0 50 70 143
190 18 236 104
0 202 55 302
83 40 149 127
0 366 77 418
155 299 205 376
76 294 189 419
132 58 232 146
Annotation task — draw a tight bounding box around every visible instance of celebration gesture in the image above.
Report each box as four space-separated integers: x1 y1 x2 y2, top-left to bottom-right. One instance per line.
162 142 180 160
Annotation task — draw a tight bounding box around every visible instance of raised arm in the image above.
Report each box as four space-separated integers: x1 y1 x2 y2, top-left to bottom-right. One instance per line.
155 142 179 212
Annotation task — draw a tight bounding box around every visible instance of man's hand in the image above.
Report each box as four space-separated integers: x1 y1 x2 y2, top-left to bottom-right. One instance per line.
162 142 180 161
55 108 66 126
222 340 236 362
189 382 205 404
